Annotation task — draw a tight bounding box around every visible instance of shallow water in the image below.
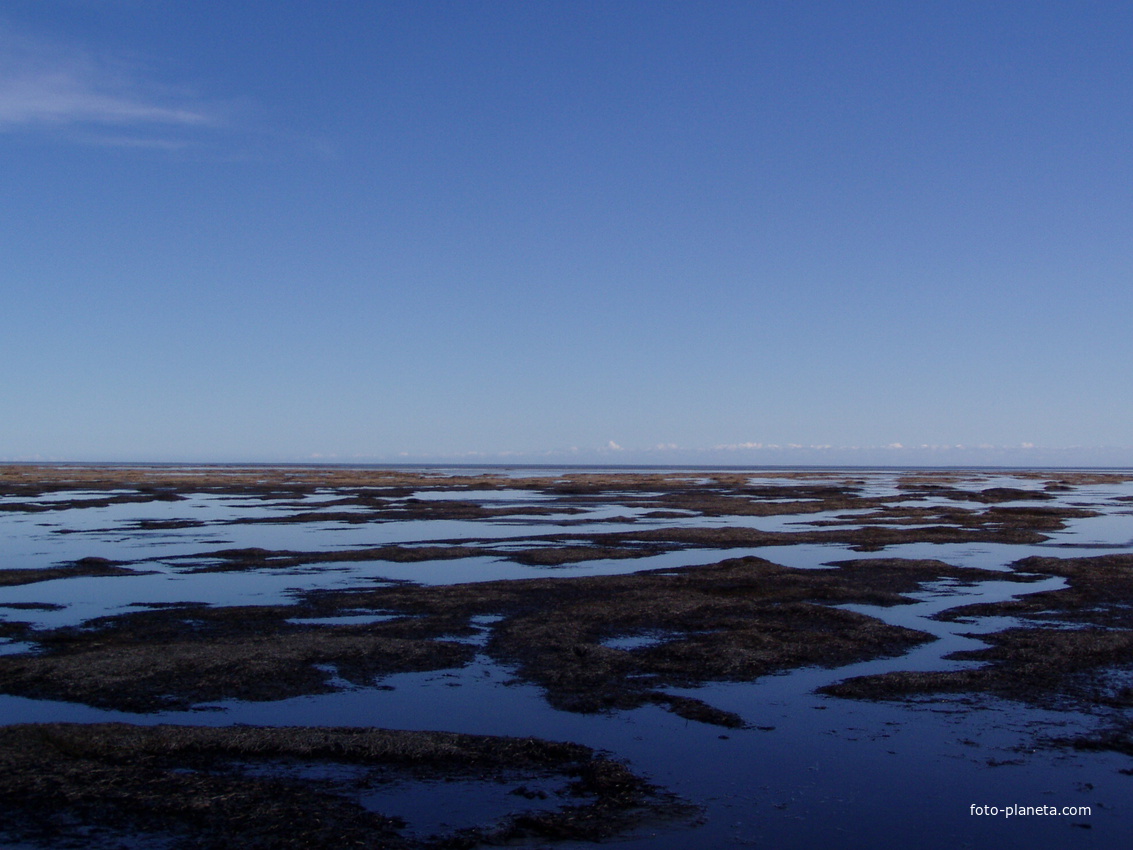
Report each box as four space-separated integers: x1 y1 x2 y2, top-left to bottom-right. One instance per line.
1 467 1131 848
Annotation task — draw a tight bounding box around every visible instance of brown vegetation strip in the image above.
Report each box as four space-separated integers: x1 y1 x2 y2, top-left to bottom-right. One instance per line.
0 555 1026 726
164 498 1100 574
821 554 1133 741
462 557 1029 722
822 627 1133 706
937 554 1133 629
0 723 678 849
170 542 661 571
181 545 487 572
0 558 137 587
0 610 475 712
533 520 1061 553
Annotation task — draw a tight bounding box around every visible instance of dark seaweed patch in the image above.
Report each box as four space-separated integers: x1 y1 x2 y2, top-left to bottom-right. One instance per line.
0 723 683 849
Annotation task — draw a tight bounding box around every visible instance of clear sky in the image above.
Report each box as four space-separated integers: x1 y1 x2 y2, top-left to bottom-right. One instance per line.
2 1 1131 466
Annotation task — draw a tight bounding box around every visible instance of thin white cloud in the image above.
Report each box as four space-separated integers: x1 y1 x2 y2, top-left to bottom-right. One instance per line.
0 25 219 138
0 72 212 127
81 133 192 150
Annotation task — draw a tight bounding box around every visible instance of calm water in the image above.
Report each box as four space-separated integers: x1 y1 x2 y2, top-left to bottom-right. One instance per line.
1 466 1131 848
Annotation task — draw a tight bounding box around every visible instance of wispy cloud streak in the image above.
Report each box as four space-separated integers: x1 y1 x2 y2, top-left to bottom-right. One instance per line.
0 25 219 139
0 72 212 127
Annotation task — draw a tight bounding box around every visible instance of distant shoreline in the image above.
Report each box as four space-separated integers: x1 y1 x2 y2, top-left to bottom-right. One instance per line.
5 460 1133 473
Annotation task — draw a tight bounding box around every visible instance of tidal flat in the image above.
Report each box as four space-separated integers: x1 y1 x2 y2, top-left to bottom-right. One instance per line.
1 464 1132 848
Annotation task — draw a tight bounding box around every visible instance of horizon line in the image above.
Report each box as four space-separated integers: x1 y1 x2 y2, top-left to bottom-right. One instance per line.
4 460 1133 473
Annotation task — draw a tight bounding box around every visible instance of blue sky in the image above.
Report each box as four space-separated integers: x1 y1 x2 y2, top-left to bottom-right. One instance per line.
2 1 1131 466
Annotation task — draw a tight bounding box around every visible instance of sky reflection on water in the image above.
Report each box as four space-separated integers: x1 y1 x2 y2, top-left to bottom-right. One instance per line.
1 469 1131 848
